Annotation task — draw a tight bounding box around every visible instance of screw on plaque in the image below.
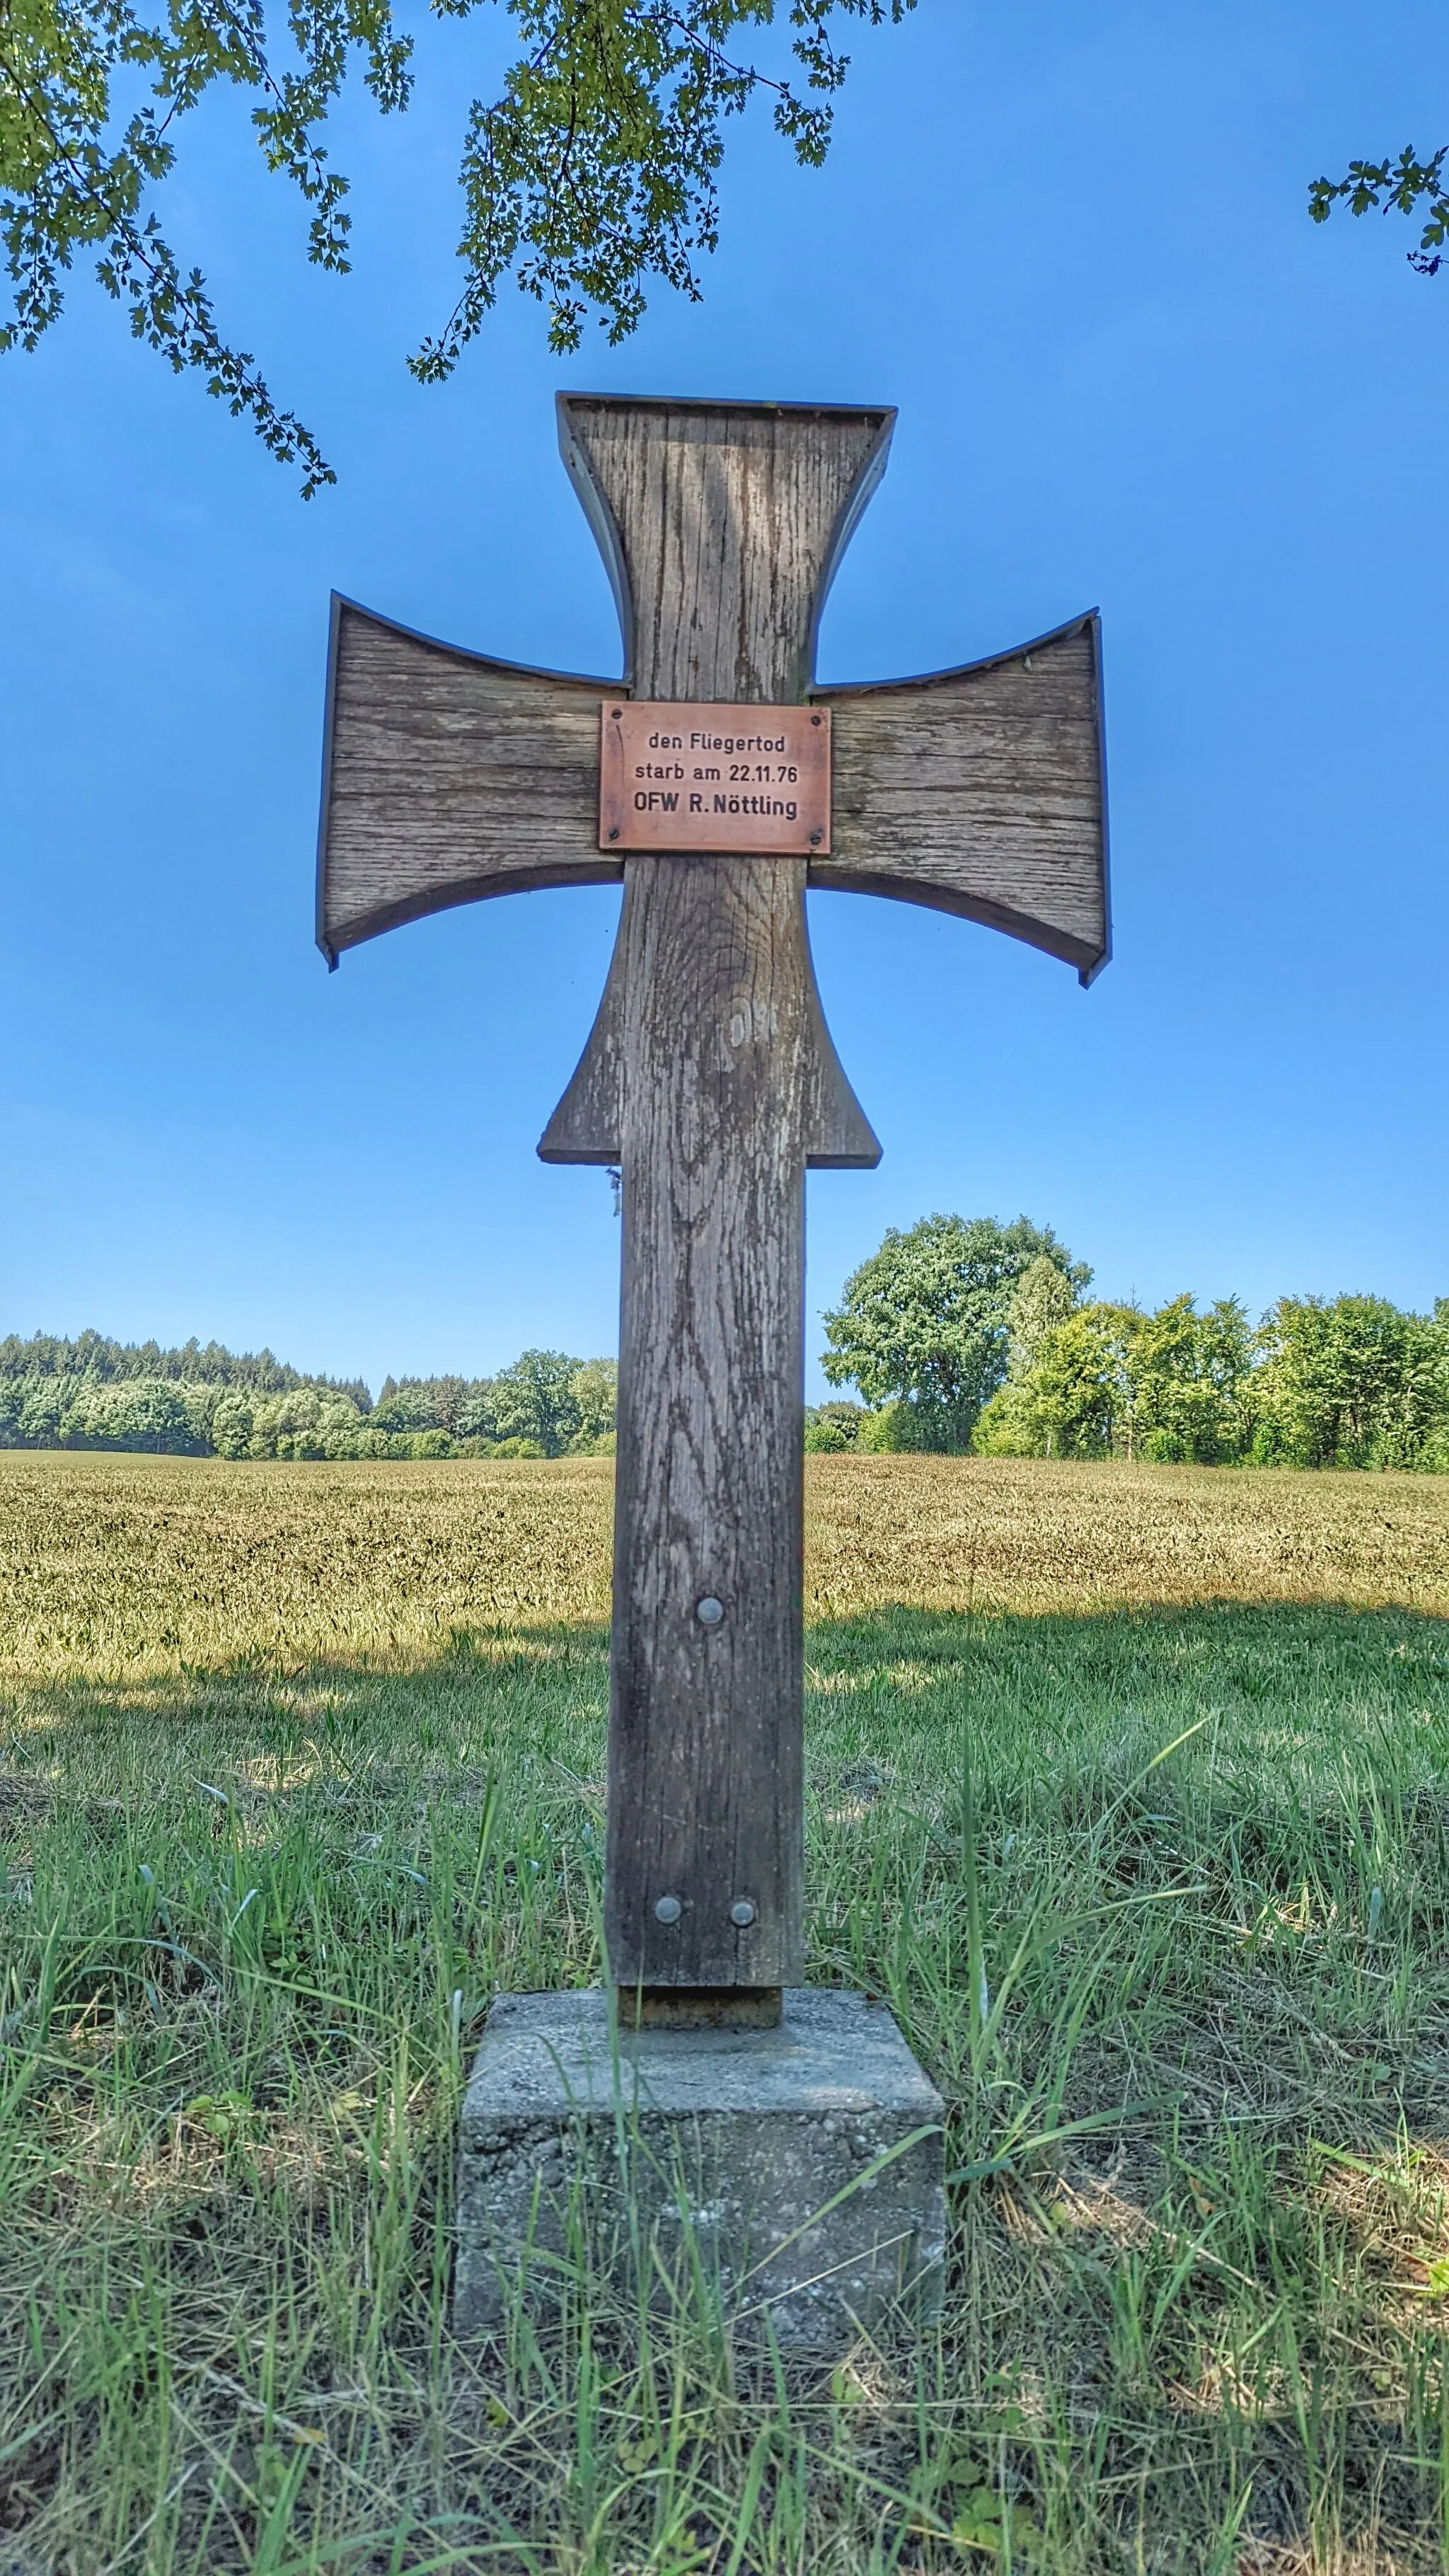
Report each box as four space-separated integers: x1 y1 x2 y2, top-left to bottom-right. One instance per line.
809 831 822 847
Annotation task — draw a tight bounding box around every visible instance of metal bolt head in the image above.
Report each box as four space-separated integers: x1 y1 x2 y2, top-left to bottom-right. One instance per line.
654 1894 683 1925
811 713 822 726
730 1899 756 1928
809 831 822 848
611 707 623 719
695 1595 724 1627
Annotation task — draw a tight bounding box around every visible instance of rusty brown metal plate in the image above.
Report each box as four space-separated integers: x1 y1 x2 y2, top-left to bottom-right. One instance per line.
599 701 831 855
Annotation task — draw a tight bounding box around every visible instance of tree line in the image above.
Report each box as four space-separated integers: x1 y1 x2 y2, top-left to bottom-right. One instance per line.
0 1334 616 1460
7 1213 1448 1472
810 1215 1449 1471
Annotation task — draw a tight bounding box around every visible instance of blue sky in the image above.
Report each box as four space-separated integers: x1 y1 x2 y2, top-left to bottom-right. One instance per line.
2 0 1445 1398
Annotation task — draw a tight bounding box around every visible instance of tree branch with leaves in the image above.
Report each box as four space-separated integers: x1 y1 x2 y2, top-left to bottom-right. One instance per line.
0 0 913 490
1310 141 1448 277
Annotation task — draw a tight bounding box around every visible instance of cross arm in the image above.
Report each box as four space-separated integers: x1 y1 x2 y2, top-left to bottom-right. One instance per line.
316 594 623 965
811 612 1110 984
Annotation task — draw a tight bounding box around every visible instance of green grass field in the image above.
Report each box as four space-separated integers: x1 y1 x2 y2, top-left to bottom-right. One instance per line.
3 1454 1449 2574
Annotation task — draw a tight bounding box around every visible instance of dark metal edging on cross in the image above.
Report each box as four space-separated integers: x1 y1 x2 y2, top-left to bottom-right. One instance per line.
1085 609 1114 990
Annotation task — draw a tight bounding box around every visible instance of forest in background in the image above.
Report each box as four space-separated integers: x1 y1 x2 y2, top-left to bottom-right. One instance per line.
0 1332 616 1459
4 1208 1448 1470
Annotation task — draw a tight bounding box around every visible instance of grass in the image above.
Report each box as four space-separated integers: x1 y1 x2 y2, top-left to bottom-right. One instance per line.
2 1452 1449 2572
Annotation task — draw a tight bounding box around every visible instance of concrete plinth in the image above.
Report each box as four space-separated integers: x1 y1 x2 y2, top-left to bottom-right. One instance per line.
454 1988 946 2350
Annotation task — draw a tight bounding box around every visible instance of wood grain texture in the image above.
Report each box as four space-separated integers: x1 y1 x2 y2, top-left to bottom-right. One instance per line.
538 889 879 1172
812 616 1109 981
545 397 891 1988
317 600 619 961
606 851 809 1986
557 395 895 705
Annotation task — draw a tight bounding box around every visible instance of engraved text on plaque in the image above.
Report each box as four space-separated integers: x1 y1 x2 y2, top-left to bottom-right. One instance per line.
599 701 831 856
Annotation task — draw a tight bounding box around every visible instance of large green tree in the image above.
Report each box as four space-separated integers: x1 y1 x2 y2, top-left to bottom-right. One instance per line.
820 1212 1090 1452
1 0 913 493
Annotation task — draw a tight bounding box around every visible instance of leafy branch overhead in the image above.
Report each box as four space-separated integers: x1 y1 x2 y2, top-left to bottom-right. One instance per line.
0 0 913 492
1310 143 1449 277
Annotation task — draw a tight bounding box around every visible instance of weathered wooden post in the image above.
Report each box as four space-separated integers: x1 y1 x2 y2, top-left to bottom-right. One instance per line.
318 394 1108 2343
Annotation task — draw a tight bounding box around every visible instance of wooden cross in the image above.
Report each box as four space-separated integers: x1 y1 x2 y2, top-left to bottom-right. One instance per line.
318 395 1108 2026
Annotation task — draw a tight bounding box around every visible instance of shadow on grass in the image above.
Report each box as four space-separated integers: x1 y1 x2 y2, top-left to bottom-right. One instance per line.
5 1597 1448 1921
6 1590 1447 1716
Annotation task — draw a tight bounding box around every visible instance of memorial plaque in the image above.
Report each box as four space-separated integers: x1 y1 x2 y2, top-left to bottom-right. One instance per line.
599 700 831 855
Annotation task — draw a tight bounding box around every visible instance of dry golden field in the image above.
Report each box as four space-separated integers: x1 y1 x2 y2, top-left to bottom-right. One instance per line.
3 1451 1448 1680
4 1452 1449 2574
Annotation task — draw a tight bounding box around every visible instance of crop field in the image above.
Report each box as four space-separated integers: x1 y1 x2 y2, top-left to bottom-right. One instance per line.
3 1452 1449 2574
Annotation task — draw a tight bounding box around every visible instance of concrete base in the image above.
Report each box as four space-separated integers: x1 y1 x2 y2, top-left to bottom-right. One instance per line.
454 1988 946 2351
